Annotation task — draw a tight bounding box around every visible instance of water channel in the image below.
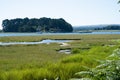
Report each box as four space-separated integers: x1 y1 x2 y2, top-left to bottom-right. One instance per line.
0 39 71 46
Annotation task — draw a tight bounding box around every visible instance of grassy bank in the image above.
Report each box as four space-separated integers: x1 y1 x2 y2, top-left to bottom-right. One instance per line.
0 34 120 42
0 34 120 80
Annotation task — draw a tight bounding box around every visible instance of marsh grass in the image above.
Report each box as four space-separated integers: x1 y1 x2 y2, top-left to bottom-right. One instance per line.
0 34 120 80
0 63 87 80
61 46 116 68
0 34 120 42
0 43 68 71
74 48 120 80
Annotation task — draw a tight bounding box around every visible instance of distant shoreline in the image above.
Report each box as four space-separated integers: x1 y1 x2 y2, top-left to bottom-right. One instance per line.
0 31 120 37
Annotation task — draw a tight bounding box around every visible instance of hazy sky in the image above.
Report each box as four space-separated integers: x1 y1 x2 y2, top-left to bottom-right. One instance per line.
0 0 120 29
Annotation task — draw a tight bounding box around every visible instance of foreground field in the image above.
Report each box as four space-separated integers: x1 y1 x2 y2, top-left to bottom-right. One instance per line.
0 34 120 80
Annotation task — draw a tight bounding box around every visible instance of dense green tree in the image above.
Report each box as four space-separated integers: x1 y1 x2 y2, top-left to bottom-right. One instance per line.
118 0 120 3
2 17 73 32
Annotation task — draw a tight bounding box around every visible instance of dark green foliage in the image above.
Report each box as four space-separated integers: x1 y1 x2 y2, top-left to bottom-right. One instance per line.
0 30 2 32
2 17 73 32
72 48 80 54
118 0 120 3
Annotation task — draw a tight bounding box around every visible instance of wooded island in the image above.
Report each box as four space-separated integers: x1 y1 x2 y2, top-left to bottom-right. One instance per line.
2 17 73 32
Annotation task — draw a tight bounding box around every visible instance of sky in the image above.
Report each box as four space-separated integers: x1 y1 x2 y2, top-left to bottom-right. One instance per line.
0 0 120 29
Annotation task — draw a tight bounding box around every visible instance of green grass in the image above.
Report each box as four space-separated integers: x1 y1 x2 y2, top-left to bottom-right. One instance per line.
0 34 120 42
0 34 120 80
0 44 68 71
61 46 117 67
73 48 120 80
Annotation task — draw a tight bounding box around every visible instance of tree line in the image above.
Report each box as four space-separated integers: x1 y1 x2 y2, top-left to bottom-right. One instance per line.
94 25 120 30
2 17 73 32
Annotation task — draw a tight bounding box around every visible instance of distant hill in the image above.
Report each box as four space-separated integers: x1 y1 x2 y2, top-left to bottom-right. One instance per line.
73 24 120 32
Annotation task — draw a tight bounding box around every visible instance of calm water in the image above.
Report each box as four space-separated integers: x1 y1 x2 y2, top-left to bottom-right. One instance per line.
0 39 70 46
0 32 120 37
